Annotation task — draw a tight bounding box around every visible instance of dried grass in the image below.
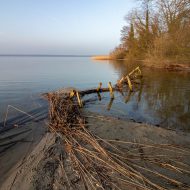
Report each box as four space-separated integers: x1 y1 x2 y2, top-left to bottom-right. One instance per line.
45 91 190 190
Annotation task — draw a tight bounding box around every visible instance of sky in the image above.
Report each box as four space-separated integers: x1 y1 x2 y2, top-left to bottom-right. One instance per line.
0 0 137 55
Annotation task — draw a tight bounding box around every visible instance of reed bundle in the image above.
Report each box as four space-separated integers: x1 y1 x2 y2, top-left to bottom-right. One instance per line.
45 91 190 190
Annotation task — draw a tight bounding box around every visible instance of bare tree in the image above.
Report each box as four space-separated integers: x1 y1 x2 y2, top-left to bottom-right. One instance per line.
156 0 190 32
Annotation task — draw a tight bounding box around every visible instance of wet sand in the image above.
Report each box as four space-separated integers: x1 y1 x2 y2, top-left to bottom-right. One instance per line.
0 121 47 188
1 110 190 189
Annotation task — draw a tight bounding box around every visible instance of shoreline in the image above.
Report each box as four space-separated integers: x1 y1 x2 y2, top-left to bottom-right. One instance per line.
143 62 190 72
1 87 190 189
92 55 190 72
1 111 190 189
91 55 113 60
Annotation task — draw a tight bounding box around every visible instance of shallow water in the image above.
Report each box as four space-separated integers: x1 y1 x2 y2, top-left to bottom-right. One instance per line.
0 56 189 131
85 60 190 131
0 56 118 126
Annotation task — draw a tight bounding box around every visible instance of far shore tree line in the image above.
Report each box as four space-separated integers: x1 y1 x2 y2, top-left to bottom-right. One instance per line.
110 0 190 65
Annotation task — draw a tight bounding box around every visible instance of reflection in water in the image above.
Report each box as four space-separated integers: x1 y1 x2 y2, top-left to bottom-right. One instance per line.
0 56 189 131
85 59 190 131
0 56 118 124
97 92 102 101
107 98 114 111
125 90 132 104
109 60 190 130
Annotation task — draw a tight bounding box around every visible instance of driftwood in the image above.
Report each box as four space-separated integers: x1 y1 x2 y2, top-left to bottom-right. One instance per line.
80 85 118 96
43 66 143 104
44 80 190 190
70 66 143 107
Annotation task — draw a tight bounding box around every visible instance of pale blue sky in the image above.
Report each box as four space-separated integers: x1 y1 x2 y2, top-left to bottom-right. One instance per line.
0 0 137 55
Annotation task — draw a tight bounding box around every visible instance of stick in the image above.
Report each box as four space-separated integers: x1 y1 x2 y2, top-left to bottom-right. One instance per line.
108 82 114 99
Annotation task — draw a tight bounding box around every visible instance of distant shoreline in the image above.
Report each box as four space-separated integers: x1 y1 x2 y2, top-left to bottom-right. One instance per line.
91 55 112 60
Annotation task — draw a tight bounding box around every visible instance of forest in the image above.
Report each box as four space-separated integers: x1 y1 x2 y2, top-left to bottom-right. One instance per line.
110 0 190 66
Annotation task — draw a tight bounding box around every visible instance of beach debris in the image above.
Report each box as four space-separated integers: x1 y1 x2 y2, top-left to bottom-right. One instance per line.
96 82 102 92
126 76 133 91
4 105 36 127
76 91 83 108
70 66 143 103
44 84 190 190
128 66 142 77
117 66 142 91
108 82 114 99
70 90 83 107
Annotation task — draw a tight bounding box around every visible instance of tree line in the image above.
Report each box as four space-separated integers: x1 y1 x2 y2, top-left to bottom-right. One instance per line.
110 0 190 65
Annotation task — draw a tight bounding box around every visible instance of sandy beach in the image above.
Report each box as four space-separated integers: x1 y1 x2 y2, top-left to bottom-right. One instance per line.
1 109 190 190
0 119 47 188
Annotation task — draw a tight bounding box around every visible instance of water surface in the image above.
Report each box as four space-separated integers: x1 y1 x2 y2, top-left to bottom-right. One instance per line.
85 60 190 131
0 56 189 131
0 56 117 126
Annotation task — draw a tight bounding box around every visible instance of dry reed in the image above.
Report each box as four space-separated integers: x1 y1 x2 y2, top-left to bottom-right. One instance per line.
45 90 190 190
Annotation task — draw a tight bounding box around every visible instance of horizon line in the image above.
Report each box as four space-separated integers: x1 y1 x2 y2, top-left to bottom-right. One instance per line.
0 54 97 57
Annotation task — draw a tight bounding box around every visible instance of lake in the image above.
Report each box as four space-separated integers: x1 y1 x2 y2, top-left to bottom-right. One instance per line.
0 56 190 131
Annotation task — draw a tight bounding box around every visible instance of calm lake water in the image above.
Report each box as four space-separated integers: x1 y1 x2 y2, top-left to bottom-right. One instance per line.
0 56 190 131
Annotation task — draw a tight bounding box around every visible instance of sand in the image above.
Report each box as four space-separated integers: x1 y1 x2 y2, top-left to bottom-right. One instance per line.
0 120 47 189
0 111 190 190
